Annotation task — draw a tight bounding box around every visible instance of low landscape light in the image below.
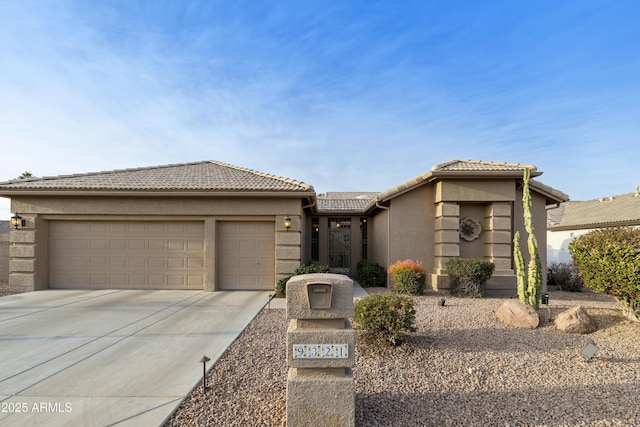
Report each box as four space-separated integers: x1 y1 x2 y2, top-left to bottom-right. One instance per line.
581 339 599 361
199 355 211 391
268 293 276 309
541 293 549 305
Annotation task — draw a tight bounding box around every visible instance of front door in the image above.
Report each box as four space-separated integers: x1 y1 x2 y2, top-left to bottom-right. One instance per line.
328 218 351 274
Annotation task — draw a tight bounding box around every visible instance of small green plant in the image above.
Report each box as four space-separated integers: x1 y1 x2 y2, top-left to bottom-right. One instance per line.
547 262 583 292
356 260 386 288
445 257 495 297
569 227 640 323
353 293 417 346
276 264 330 296
388 259 426 295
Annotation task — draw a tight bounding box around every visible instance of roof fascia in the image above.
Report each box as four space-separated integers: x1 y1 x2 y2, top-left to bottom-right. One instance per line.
528 181 569 205
548 220 640 231
0 189 317 198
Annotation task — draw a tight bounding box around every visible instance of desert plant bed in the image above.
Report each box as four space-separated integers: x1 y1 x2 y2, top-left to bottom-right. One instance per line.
165 289 639 426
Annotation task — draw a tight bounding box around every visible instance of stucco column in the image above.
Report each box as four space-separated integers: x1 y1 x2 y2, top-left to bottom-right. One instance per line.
430 202 459 290
482 202 517 295
276 214 302 285
8 215 40 293
484 203 514 273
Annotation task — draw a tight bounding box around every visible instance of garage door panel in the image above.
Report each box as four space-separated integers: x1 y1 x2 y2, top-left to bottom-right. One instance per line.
149 258 165 268
187 257 203 268
90 240 107 250
219 221 275 290
91 274 108 286
50 221 204 290
110 275 127 286
130 275 146 286
110 240 127 250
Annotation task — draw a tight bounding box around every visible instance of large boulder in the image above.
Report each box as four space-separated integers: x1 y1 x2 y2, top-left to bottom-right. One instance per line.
496 300 540 329
554 306 597 334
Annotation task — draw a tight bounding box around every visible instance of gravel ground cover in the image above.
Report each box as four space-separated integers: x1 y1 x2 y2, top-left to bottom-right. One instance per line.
166 288 640 426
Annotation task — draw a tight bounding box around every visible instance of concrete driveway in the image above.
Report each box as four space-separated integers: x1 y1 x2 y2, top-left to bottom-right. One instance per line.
0 289 270 426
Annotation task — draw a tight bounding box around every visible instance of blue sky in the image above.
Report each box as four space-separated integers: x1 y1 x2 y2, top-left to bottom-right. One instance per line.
1 1 639 219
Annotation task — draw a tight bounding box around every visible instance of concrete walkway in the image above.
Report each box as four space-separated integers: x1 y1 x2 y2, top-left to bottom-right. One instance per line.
0 289 270 427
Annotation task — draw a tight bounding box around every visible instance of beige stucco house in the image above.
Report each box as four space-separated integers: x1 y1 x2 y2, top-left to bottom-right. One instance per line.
0 159 567 296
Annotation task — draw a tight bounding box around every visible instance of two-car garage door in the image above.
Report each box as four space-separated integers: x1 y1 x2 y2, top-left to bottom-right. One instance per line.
50 221 205 289
49 220 275 290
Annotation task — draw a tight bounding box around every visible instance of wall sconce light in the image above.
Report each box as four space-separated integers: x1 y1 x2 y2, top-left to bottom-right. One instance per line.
283 215 292 231
11 213 25 230
581 339 598 361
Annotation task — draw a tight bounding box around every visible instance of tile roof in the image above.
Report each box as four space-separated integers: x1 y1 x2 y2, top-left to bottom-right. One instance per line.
0 161 314 193
376 159 563 203
431 159 538 173
321 192 379 199
317 192 377 212
547 190 640 229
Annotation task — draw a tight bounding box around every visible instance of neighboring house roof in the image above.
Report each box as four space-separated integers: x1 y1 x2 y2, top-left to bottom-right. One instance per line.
0 161 315 196
317 192 377 213
0 220 9 234
547 189 640 230
376 159 568 205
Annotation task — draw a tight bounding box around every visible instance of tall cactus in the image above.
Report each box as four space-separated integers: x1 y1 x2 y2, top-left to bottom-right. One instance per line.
513 168 542 309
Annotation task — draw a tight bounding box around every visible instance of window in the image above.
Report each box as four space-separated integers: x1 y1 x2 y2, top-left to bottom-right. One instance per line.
360 218 368 259
311 218 319 261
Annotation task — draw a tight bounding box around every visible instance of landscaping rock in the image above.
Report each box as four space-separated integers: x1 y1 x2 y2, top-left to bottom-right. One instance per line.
495 299 539 329
554 305 597 334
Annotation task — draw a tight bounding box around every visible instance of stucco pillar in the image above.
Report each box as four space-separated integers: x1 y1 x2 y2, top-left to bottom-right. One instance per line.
276 214 302 285
8 215 40 293
483 202 517 296
430 202 459 290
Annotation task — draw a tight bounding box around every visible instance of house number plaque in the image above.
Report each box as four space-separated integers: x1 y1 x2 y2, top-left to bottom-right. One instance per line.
293 344 348 359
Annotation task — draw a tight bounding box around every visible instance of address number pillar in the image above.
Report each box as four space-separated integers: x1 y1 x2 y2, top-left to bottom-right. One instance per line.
285 273 355 427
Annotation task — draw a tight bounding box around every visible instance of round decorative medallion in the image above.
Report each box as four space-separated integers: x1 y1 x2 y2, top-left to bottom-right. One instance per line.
459 217 482 241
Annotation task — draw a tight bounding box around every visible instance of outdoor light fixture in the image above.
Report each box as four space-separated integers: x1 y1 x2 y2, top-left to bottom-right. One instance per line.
199 355 211 391
541 293 549 305
283 215 292 231
11 213 25 230
581 339 599 361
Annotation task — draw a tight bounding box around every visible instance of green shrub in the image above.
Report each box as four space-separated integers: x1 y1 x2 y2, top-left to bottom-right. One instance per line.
388 259 426 295
276 264 331 297
569 227 640 322
356 260 386 287
353 293 416 346
445 257 495 297
547 262 583 292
